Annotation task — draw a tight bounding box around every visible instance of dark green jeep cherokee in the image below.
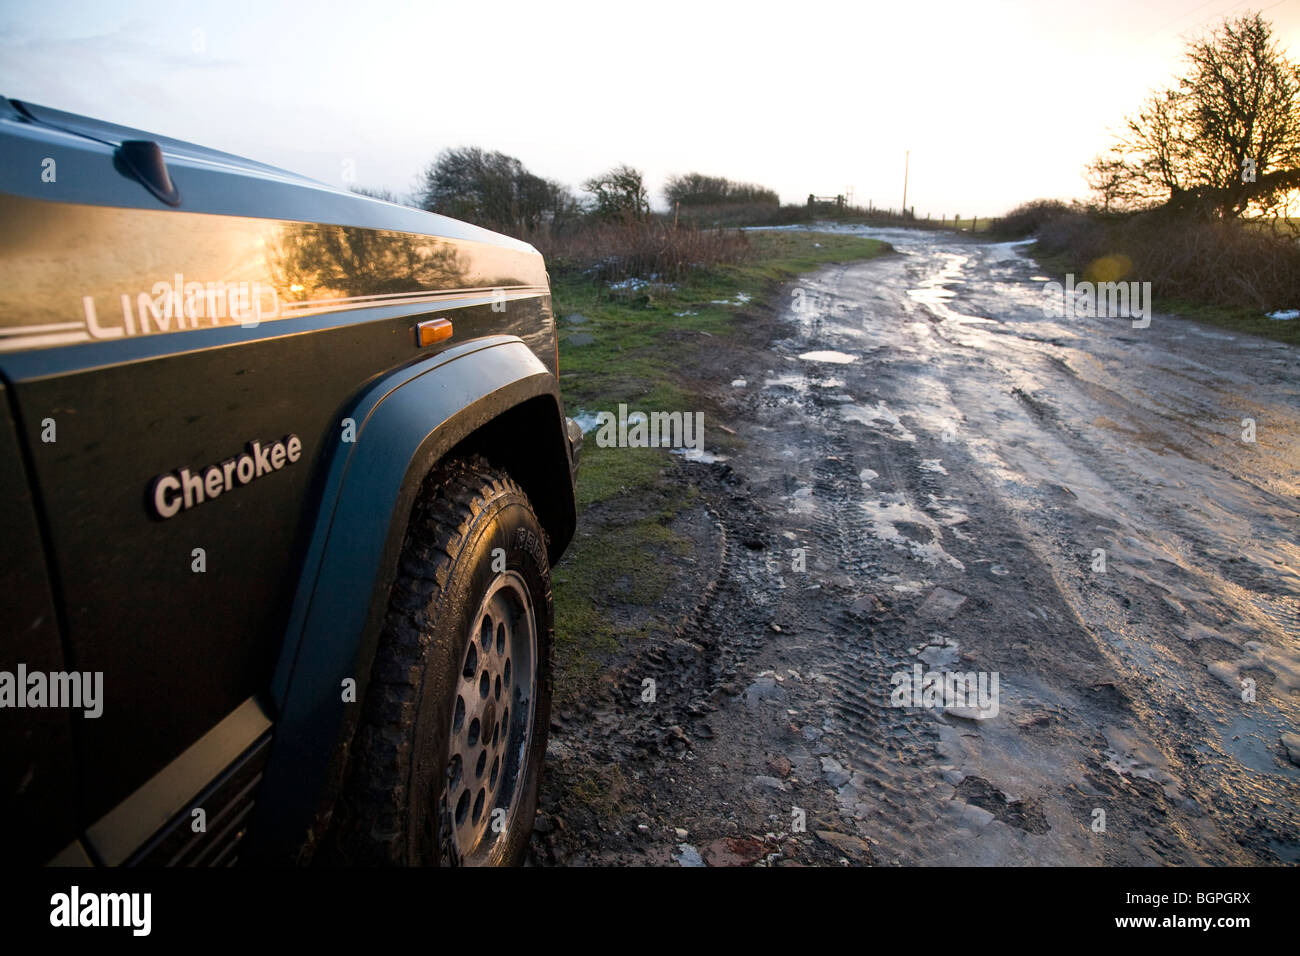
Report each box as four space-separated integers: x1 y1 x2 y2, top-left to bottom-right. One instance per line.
0 98 581 867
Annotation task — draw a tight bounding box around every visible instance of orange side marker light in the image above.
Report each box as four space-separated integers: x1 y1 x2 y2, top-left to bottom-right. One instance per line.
416 318 453 347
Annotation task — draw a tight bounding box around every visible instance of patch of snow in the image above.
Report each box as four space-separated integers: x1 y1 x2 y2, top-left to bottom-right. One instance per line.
573 411 601 434
839 400 917 442
672 447 729 464
798 350 858 364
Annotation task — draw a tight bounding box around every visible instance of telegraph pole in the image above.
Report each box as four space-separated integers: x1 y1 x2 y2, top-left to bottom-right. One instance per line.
901 150 909 218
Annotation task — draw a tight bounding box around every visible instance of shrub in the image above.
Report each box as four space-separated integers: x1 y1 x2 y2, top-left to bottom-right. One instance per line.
533 221 750 283
1013 202 1300 310
416 147 578 236
664 173 780 208
989 200 1075 238
582 165 650 223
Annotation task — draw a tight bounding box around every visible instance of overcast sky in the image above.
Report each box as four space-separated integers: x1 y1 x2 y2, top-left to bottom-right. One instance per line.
2 0 1297 216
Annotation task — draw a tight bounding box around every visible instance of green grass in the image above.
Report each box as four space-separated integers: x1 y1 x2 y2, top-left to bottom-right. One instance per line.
548 231 891 703
736 230 896 271
1157 298 1299 346
554 230 889 446
943 217 995 233
553 231 889 411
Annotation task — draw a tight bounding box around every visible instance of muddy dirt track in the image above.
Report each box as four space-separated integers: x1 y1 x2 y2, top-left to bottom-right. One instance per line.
535 226 1300 866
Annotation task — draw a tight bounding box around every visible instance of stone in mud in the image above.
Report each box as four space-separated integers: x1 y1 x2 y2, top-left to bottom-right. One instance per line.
674 843 705 867
945 705 995 722
753 774 789 792
1282 733 1300 767
744 675 787 709
1016 710 1054 730
768 754 793 778
702 836 766 867
546 738 574 761
643 846 676 865
948 801 996 830
918 586 967 621
815 830 874 862
820 756 851 788
919 641 960 669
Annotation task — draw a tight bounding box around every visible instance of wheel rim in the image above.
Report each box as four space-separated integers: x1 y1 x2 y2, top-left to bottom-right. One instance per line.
439 569 537 864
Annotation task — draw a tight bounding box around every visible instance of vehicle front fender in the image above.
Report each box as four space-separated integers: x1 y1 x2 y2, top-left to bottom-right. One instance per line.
250 334 567 860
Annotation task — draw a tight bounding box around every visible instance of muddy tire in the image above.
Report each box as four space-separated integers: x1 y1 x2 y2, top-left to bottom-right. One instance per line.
336 456 553 866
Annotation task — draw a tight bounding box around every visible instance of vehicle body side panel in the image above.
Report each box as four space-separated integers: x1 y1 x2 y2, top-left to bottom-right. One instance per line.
0 383 77 862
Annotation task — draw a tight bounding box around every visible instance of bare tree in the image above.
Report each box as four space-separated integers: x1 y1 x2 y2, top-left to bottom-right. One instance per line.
1085 151 1145 213
1182 12 1300 217
1100 12 1300 220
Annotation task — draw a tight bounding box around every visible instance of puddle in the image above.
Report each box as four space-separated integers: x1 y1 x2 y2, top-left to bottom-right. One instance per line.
798 350 858 364
785 485 816 515
982 238 1035 262
839 401 917 442
672 447 729 464
860 494 965 569
763 372 805 388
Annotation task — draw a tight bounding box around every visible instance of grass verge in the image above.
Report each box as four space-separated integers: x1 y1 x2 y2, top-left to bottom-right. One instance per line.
549 230 891 705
